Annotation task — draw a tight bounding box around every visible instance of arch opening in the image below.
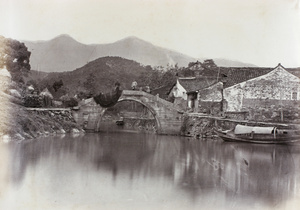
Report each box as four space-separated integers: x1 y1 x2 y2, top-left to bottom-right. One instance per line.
95 98 161 133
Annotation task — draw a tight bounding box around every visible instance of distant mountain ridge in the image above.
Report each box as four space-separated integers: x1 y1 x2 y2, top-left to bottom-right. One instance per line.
23 35 256 72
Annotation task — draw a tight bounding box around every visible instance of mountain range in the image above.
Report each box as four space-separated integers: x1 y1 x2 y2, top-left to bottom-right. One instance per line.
23 35 256 72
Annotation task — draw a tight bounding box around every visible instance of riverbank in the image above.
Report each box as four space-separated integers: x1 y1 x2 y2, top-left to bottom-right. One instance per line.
0 101 84 142
2 79 299 141
0 78 83 142
181 113 300 139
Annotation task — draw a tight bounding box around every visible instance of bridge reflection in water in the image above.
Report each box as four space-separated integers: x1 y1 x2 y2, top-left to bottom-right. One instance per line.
3 133 300 209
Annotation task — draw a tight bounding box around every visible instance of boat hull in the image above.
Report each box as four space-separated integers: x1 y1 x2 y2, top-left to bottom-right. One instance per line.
214 129 300 144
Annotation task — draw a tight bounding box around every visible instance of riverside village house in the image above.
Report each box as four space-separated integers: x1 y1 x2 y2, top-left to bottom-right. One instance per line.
168 60 226 112
167 63 300 122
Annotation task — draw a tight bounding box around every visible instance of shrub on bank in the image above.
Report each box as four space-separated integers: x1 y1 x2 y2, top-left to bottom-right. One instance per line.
23 95 43 107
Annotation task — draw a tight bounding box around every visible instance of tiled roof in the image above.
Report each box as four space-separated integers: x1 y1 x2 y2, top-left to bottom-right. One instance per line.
219 67 273 88
197 68 223 77
178 77 218 93
151 84 175 99
220 65 300 88
286 68 300 78
176 64 300 91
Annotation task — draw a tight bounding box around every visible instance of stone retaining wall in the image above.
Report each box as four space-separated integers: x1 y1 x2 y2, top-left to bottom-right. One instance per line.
25 108 75 123
180 114 299 139
24 108 83 137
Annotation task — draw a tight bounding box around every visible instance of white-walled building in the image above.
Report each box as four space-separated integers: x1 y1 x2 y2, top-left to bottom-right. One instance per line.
169 77 218 110
223 64 300 112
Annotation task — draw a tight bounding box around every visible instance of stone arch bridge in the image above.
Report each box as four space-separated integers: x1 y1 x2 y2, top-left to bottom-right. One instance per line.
72 90 184 135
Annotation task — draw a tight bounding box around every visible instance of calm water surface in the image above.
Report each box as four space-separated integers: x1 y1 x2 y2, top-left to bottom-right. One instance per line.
0 133 300 210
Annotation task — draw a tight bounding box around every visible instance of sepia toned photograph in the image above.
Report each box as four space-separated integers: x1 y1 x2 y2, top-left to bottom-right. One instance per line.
0 0 300 209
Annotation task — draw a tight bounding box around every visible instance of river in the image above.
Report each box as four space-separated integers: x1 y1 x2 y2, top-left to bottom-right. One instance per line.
0 132 300 210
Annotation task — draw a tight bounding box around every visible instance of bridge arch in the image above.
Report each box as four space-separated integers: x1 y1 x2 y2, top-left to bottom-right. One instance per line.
73 90 183 135
95 97 162 133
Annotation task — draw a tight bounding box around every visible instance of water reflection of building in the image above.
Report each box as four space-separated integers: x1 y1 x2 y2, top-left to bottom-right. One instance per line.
175 141 300 204
9 134 300 207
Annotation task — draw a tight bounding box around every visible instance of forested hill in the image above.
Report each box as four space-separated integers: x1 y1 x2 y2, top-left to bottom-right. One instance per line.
34 56 152 98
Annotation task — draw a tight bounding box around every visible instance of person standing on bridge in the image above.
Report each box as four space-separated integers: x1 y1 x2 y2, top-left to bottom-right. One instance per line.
131 81 137 90
114 81 121 91
145 86 151 93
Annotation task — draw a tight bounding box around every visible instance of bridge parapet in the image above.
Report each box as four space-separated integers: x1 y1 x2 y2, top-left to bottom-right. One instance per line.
121 90 183 113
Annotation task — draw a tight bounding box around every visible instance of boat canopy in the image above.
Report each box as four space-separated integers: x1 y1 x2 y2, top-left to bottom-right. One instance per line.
234 125 275 134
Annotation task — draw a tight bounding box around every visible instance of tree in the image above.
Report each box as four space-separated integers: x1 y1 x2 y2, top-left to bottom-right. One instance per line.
138 65 179 89
0 36 31 78
53 79 64 92
188 61 196 68
161 70 177 86
202 59 217 69
145 65 153 71
83 73 96 95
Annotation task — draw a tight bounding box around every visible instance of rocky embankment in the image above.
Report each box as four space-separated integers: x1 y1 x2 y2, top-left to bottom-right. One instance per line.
0 69 84 142
19 109 84 140
180 114 217 139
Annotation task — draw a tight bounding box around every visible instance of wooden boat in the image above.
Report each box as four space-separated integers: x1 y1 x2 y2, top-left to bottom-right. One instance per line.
116 117 124 126
214 124 300 144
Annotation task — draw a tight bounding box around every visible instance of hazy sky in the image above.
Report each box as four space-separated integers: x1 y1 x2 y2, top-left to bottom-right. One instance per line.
1 0 299 67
